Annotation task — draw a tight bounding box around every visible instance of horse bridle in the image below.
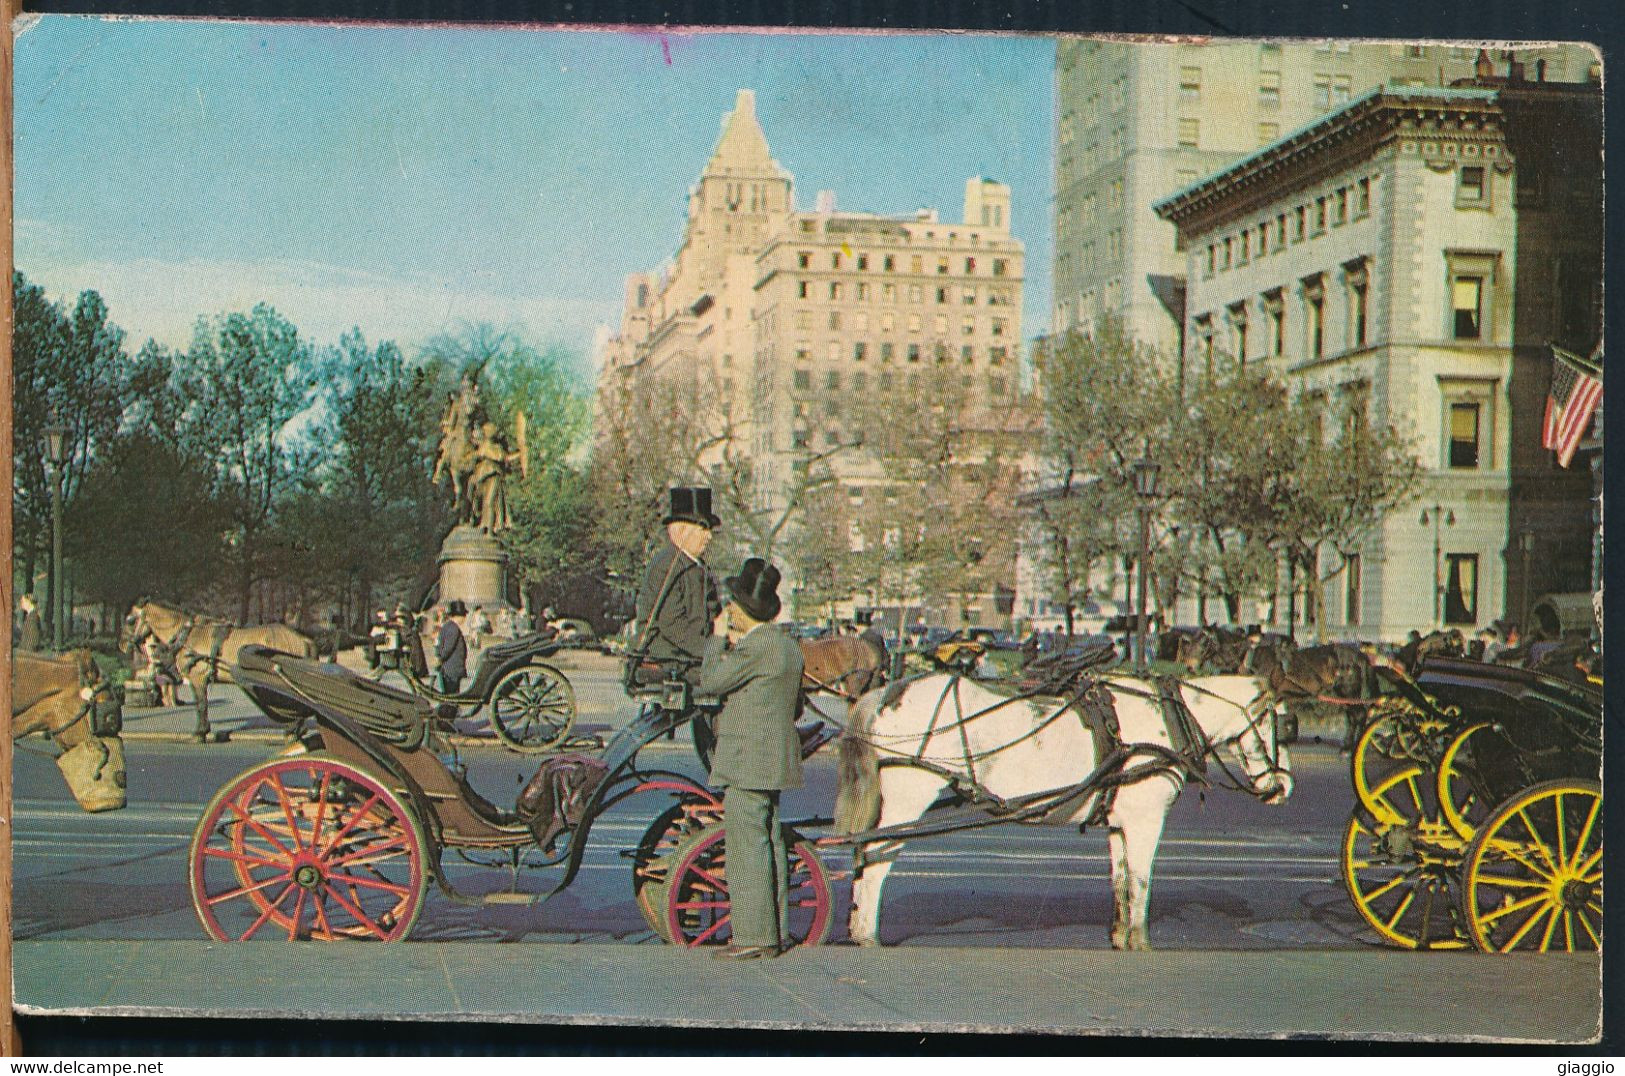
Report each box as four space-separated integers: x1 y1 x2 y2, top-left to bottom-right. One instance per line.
1164 678 1291 800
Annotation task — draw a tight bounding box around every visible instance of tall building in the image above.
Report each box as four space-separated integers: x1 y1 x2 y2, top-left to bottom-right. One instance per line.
1054 39 1598 357
1155 74 1601 638
599 90 1031 626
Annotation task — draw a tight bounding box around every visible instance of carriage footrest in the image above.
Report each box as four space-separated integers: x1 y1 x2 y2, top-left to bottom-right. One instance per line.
481 892 541 905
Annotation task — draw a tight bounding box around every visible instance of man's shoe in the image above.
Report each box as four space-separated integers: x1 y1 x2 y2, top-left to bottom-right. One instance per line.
712 944 777 960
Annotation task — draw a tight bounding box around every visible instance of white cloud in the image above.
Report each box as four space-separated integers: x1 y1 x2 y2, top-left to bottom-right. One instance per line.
18 253 620 385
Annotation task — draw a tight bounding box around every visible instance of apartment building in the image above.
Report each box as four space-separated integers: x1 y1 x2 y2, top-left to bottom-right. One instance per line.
1155 76 1601 638
1055 39 1598 358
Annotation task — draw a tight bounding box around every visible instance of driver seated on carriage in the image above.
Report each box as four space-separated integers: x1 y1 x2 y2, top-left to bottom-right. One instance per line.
629 487 723 691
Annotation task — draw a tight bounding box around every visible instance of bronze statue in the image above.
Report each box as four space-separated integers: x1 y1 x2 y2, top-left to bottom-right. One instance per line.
433 370 527 533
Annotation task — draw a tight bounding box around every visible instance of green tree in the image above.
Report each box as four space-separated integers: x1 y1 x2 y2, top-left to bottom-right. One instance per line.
174 304 319 622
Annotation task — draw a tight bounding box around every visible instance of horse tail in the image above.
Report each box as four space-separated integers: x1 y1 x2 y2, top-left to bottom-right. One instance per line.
834 689 882 836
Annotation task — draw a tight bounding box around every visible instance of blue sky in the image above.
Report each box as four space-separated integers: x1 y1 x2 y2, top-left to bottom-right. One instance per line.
15 19 1055 384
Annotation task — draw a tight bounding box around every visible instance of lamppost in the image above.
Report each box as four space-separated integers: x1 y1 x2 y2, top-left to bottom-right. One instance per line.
1132 455 1160 673
43 420 68 650
1418 505 1455 628
1517 530 1536 629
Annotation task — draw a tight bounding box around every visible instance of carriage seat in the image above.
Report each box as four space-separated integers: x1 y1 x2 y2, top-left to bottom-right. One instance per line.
463 631 560 700
238 647 434 749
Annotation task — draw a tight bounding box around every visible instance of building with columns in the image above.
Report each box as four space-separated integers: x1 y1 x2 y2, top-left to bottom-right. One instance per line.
1055 39 1599 359
1155 75 1601 639
598 90 1032 626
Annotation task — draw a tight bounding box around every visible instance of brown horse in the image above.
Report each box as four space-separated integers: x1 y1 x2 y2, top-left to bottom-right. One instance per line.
800 635 888 701
124 600 316 741
14 649 127 811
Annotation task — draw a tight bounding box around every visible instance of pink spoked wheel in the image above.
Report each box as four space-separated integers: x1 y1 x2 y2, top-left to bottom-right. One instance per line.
630 782 723 941
660 819 833 949
189 754 427 941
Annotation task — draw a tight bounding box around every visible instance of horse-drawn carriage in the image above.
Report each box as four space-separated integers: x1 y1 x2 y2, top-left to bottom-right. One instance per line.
1341 656 1602 953
188 639 1291 949
392 630 580 754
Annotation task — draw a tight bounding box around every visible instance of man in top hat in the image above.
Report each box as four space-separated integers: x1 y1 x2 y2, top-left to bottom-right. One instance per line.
636 487 723 680
698 557 804 959
434 600 469 695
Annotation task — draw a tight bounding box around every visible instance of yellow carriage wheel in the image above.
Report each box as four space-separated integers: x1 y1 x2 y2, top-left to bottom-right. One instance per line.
1341 808 1471 950
1461 780 1602 953
1351 713 1447 821
1436 723 1494 841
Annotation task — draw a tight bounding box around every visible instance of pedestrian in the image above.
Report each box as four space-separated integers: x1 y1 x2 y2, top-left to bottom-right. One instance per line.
698 557 803 960
144 636 181 707
434 601 469 695
634 487 722 683
18 593 42 652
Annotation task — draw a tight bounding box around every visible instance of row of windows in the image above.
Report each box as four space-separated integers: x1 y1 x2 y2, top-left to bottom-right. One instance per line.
1192 260 1370 367
791 281 1016 306
792 342 1012 365
793 251 1011 276
1203 177 1374 277
788 308 1013 336
789 370 1011 396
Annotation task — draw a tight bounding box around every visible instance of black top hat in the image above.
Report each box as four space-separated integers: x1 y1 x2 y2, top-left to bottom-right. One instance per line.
663 487 720 529
724 557 782 623
444 600 469 618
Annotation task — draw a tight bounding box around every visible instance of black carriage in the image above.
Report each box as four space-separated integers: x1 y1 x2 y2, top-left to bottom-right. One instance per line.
1341 656 1602 952
188 645 836 944
389 629 579 753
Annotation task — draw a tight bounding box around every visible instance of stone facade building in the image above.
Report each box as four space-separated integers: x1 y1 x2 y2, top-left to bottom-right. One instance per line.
1155 76 1601 638
1055 39 1598 358
599 90 1031 626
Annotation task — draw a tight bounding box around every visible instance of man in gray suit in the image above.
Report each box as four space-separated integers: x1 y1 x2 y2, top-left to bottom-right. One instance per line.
699 557 804 960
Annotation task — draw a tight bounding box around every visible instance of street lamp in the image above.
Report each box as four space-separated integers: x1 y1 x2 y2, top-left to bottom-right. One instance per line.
42 420 68 650
1418 505 1456 628
1132 455 1161 673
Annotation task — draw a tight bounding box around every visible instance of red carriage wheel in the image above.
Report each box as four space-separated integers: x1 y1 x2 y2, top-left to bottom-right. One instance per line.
660 819 833 949
189 755 427 942
630 788 723 941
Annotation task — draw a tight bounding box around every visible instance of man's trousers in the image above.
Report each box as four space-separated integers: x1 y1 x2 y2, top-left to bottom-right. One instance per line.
722 785 788 949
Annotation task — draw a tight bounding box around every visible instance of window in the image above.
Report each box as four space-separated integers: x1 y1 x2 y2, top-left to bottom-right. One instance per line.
937 258 950 275
826 371 841 391
908 313 922 333
881 342 894 363
855 311 869 332
881 312 895 332
1344 259 1369 349
1294 206 1306 242
991 318 1007 337
1333 75 1352 105
853 342 867 362
797 251 811 268
993 259 1008 276
1333 188 1348 225
1276 214 1288 248
883 283 896 304
857 283 870 301
907 344 921 363
1448 402 1481 468
823 398 838 417
795 310 812 331
962 316 976 337
798 281 810 299
1258 122 1279 146
880 371 894 391
1205 245 1217 277
1222 238 1233 270
1261 290 1285 358
934 314 948 335
1457 165 1487 207
911 255 924 273
990 346 1007 365
1259 70 1281 108
1177 118 1199 148
795 345 812 362
1314 197 1328 233
965 257 977 273
793 370 811 390
1258 222 1269 257
1356 177 1371 217
909 284 923 303
858 254 869 270
1228 302 1249 362
1193 313 1215 372
831 252 842 269
793 430 810 449
990 375 1007 396
1314 75 1331 109
826 340 841 362
1443 554 1479 625
1239 231 1251 264
1180 66 1201 102
884 255 896 272
961 344 974 363
1345 553 1361 625
963 286 978 305
1452 276 1484 339
1303 276 1326 359
829 282 842 301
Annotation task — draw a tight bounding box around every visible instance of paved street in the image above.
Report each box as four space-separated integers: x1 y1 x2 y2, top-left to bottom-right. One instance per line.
10 655 1603 1040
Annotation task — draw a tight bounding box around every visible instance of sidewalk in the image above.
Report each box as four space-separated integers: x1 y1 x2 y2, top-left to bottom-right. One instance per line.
13 939 1600 1042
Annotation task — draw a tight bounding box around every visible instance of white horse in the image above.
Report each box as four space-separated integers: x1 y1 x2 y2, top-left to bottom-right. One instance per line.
833 673 1293 950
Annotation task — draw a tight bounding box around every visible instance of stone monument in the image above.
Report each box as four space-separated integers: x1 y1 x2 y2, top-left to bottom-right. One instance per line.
431 369 527 613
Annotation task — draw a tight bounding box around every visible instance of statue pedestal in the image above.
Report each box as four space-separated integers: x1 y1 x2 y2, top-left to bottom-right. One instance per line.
437 525 511 612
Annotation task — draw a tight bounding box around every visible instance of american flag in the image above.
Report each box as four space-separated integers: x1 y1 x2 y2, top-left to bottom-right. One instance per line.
1543 347 1603 468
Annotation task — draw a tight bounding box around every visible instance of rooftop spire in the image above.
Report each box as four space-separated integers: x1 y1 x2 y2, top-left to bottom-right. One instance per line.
706 89 778 174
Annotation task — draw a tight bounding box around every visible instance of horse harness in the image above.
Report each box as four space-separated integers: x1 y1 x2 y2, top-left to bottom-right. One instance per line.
152 616 234 683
